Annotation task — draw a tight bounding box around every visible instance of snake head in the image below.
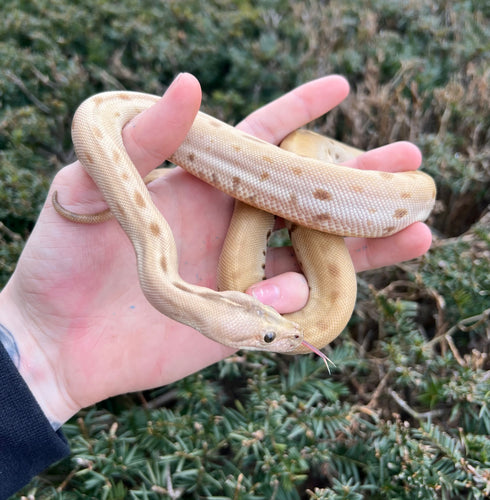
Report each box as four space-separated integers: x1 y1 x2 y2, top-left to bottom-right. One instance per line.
215 291 304 353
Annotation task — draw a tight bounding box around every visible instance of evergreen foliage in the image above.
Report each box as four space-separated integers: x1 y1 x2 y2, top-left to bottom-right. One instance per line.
1 0 488 498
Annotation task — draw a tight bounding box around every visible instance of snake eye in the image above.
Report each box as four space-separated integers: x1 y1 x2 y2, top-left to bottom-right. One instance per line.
263 331 276 343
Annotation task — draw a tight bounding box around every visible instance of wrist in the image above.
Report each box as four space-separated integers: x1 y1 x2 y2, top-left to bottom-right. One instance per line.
0 281 80 428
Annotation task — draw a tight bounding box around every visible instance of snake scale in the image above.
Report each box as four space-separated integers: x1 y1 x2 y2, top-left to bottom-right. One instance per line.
53 91 436 355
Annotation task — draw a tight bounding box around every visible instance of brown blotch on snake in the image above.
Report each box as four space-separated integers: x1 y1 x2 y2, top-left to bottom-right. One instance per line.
211 172 221 189
150 223 161 236
313 189 332 201
134 191 146 208
93 127 103 139
393 208 408 219
380 172 395 180
84 152 94 165
327 264 340 278
314 213 332 222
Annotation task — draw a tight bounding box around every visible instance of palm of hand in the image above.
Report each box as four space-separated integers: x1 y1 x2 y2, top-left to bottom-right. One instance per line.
16 166 237 408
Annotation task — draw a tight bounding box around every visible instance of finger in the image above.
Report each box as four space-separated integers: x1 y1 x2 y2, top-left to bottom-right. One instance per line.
346 222 433 272
247 272 309 314
250 222 432 317
122 73 202 176
264 220 432 277
237 75 350 144
344 141 423 172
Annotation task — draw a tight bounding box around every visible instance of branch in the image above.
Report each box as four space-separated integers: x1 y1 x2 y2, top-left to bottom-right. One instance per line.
5 70 51 113
426 307 490 362
389 389 444 420
0 221 22 241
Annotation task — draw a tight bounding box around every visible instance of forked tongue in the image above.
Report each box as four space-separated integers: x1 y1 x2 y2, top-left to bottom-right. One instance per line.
301 340 335 374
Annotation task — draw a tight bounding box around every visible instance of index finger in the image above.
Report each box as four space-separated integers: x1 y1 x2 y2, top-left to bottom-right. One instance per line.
237 75 350 144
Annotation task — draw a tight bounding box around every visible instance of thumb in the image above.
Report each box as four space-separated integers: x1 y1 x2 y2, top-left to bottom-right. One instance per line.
122 73 202 176
247 272 309 314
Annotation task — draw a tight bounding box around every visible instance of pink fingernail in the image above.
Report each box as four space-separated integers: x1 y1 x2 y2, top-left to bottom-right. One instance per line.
249 283 280 306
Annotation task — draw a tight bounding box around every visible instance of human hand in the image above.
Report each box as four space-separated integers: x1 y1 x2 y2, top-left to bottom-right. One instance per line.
0 73 432 426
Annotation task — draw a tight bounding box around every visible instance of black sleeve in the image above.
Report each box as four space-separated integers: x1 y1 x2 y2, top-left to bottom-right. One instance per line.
0 343 70 499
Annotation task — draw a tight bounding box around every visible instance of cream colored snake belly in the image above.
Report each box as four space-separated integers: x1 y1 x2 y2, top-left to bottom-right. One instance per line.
53 91 436 355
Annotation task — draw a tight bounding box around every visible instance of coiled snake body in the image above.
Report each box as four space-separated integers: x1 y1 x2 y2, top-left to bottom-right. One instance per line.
53 92 436 355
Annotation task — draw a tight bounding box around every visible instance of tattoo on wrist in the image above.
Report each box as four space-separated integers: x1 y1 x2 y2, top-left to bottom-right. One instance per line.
0 324 63 430
0 323 20 368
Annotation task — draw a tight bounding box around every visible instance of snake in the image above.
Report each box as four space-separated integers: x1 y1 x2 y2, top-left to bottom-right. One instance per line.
52 91 436 355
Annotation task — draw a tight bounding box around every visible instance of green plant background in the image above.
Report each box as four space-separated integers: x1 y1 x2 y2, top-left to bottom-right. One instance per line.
1 0 489 498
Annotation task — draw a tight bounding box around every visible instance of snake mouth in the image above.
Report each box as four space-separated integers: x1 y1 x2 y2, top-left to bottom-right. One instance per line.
301 340 335 374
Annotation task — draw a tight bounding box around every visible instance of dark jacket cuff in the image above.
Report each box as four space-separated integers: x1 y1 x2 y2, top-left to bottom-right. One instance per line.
0 342 70 499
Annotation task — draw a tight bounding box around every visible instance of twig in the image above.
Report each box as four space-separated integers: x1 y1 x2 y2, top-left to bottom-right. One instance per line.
389 389 444 420
429 309 490 343
5 70 51 113
0 221 22 241
367 371 391 409
146 388 179 409
425 308 490 361
56 465 80 492
445 334 466 367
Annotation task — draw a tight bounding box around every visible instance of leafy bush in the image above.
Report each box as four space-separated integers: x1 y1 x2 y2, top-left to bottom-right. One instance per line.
1 0 488 498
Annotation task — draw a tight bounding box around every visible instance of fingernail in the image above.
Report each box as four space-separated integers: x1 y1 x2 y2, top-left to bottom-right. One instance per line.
249 283 281 307
169 72 184 89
